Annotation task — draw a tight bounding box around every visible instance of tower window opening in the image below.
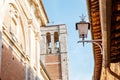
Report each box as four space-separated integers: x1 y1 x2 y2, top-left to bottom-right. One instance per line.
56 41 60 53
48 42 52 53
46 32 51 54
54 32 60 53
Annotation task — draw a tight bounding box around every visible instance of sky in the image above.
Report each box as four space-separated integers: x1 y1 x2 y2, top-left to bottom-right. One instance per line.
42 0 94 80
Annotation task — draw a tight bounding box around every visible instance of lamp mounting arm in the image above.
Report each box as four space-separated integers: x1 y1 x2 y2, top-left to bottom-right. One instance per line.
77 39 102 54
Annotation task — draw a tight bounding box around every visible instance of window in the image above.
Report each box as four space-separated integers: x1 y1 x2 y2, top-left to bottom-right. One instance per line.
46 32 51 54
54 32 60 53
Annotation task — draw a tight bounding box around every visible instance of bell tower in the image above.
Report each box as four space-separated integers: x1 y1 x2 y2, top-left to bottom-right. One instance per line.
40 24 69 80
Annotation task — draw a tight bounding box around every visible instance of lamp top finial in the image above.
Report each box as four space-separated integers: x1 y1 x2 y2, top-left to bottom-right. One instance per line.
79 14 86 22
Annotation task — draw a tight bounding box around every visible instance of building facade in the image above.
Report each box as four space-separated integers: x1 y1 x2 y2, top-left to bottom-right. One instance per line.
86 0 120 80
0 0 50 80
40 24 69 80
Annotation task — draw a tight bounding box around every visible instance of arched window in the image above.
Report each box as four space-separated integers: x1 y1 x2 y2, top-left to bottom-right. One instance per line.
54 32 60 53
46 32 51 53
54 32 59 42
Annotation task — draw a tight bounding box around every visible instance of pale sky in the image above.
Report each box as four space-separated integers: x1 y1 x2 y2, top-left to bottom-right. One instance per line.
43 0 94 80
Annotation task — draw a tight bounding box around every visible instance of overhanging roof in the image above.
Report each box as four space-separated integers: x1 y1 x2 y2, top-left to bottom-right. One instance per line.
86 0 102 79
87 0 120 79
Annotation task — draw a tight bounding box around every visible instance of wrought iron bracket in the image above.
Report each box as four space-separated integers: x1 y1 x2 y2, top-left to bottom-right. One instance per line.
77 39 102 54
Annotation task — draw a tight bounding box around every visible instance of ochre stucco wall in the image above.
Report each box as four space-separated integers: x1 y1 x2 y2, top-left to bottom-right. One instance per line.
100 63 120 80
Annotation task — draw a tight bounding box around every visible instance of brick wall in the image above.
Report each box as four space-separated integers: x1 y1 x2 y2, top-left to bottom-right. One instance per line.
1 44 25 80
46 55 62 80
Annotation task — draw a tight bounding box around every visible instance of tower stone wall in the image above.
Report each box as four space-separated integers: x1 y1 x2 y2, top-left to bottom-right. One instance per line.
40 24 69 80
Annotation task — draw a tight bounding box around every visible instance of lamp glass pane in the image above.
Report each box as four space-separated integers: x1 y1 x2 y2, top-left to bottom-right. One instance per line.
77 23 88 38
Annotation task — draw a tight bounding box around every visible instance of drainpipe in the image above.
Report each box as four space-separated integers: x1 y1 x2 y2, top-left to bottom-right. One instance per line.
99 0 111 68
99 0 120 79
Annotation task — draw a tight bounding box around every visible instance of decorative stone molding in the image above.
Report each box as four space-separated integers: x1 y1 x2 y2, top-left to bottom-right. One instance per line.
2 25 30 63
28 19 32 25
35 32 39 38
35 31 40 41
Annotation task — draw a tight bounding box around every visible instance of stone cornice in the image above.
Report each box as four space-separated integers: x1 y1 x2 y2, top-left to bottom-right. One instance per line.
38 0 49 25
15 0 48 27
28 0 49 26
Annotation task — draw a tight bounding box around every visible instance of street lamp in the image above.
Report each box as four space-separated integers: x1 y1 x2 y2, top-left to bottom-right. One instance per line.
76 14 102 51
76 15 120 79
76 15 102 80
76 15 90 41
